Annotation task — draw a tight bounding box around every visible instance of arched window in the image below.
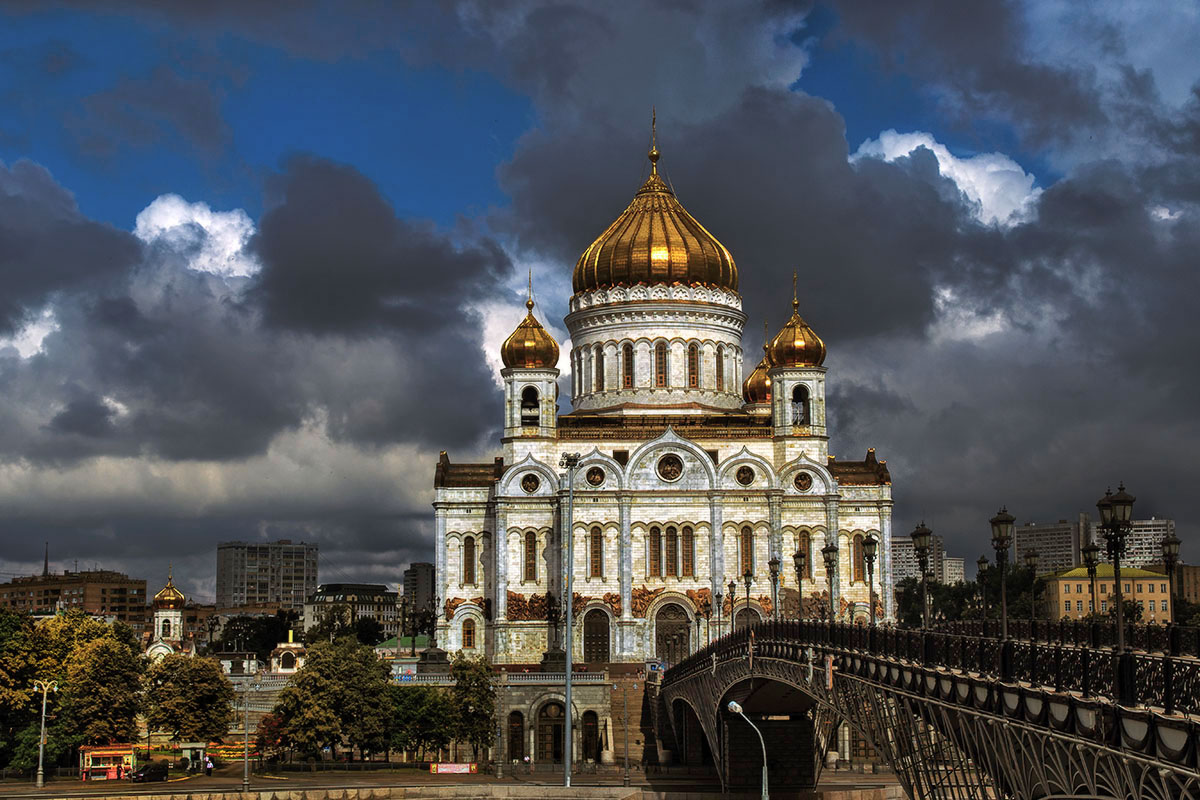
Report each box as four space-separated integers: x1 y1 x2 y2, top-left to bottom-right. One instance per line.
740 526 754 575
648 527 662 577
463 536 476 585
654 342 668 387
792 385 810 425
161 619 171 638
796 531 813 579
715 348 725 392
665 526 678 577
852 534 865 584
590 526 603 578
681 526 694 577
622 343 634 388
463 618 476 649
687 343 699 388
594 347 604 391
508 712 525 762
524 532 537 582
280 651 296 670
582 710 600 763
521 387 539 426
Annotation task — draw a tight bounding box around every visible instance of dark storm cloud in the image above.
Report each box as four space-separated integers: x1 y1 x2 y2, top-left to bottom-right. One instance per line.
67 66 231 157
252 155 509 334
0 159 141 336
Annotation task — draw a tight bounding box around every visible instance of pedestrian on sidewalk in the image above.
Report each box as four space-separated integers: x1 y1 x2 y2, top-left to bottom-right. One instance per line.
205 757 213 777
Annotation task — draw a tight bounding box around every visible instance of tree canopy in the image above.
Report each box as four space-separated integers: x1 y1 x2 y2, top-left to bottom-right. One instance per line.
145 654 235 742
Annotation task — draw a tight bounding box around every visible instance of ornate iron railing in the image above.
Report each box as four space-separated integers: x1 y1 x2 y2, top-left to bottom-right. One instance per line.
934 618 1200 657
667 619 1200 716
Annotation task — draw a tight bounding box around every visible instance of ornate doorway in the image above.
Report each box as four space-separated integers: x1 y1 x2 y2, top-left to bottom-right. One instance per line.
735 607 759 630
508 711 524 762
583 609 610 663
581 710 600 763
536 702 565 763
655 603 691 667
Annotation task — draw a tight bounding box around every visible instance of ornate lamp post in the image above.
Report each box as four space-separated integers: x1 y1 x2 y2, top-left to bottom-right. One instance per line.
701 597 713 645
1098 484 1135 653
727 579 737 636
976 556 989 620
33 679 57 788
794 548 807 622
863 535 878 627
821 542 838 622
1162 532 1181 624
768 557 781 621
912 522 933 630
715 590 723 640
1082 542 1100 617
990 508 1014 640
1024 548 1040 628
728 700 769 800
559 452 581 788
743 569 754 627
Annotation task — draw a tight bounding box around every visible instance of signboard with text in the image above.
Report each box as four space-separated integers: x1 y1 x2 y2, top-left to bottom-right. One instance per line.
430 763 477 774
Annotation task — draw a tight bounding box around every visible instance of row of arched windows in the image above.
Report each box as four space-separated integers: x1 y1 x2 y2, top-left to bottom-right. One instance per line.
647 525 695 578
572 341 738 396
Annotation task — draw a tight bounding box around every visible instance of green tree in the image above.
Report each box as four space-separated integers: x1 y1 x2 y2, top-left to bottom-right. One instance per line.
0 609 36 767
145 654 235 742
450 654 495 759
353 617 385 646
217 611 298 662
62 636 144 745
388 685 454 760
302 604 353 645
272 637 390 760
255 712 287 760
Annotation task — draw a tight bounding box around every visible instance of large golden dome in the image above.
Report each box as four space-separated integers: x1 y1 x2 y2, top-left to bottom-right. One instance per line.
153 571 185 610
572 136 737 295
768 282 826 367
742 356 772 404
501 297 560 369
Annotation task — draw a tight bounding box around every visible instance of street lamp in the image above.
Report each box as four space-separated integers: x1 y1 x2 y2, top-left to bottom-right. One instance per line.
863 535 878 627
1162 532 1181 623
1098 483 1135 653
743 569 754 627
714 591 723 640
976 556 989 620
794 547 807 622
768 557 781 621
727 700 768 800
559 451 581 789
614 681 638 786
990 507 1014 640
821 542 838 622
241 675 261 792
727 579 737 636
1082 542 1100 617
1024 548 1040 628
33 680 57 788
912 522 933 630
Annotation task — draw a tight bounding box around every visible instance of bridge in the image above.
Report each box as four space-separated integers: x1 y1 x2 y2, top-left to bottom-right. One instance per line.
659 619 1200 799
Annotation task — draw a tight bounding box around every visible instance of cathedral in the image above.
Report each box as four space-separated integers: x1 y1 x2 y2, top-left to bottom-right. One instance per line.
433 134 893 669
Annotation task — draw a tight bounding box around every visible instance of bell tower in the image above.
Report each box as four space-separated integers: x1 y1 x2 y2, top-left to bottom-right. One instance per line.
766 276 828 458
500 280 560 444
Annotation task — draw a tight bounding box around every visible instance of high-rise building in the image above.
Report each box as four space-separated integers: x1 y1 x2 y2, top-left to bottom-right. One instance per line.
1014 514 1087 574
942 557 965 585
215 540 318 611
1115 518 1176 567
891 534 944 583
403 562 434 611
0 568 148 633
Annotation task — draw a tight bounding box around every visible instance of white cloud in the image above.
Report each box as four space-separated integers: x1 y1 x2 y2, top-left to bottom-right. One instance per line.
472 259 572 388
0 308 60 358
854 130 1042 227
928 286 1008 343
134 194 260 277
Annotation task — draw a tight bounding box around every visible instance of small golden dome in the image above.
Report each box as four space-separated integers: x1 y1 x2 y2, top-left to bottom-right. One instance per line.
767 277 826 367
501 296 560 369
153 571 185 610
573 119 737 295
742 356 772 404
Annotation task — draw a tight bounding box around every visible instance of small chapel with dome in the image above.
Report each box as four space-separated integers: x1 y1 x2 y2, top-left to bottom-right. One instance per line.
145 569 195 660
433 127 893 671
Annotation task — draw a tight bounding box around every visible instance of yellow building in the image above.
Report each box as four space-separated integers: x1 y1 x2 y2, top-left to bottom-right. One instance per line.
1043 563 1172 624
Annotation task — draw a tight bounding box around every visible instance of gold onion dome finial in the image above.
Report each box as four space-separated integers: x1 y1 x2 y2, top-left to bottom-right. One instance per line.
742 320 772 404
767 271 826 367
572 110 738 295
501 272 560 369
153 566 185 609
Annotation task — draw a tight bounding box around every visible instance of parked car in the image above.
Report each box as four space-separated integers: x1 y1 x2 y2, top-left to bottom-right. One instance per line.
131 761 169 782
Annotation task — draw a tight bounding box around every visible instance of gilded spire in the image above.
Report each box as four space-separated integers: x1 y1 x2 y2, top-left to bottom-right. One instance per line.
526 268 534 311
648 106 659 174
792 270 799 312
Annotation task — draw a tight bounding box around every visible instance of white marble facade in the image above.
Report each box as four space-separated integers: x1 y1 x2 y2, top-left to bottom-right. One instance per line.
433 151 893 667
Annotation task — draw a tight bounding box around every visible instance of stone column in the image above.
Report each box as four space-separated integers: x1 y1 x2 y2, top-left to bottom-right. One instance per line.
824 495 840 614
709 495 724 595
880 503 894 621
496 503 510 621
768 493 783 562
619 494 633 658
435 503 448 638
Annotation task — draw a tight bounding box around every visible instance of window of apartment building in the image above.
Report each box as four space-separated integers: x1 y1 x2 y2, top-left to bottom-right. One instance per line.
1064 584 1070 593
1076 600 1082 612
1064 600 1070 612
1101 600 1108 612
